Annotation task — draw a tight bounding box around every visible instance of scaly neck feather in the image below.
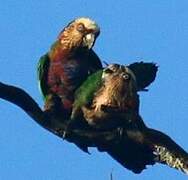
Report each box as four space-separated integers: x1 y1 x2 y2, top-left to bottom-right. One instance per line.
49 28 83 62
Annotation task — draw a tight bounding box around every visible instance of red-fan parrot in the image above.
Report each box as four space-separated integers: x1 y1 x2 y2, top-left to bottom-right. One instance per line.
71 62 158 129
37 17 102 120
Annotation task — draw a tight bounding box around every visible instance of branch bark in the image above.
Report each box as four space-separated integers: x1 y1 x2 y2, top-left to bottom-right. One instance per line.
0 81 120 148
2 81 188 175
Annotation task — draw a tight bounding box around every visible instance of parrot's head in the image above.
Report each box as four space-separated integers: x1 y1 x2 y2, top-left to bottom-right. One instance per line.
80 64 140 129
95 64 139 111
102 64 137 95
58 17 100 50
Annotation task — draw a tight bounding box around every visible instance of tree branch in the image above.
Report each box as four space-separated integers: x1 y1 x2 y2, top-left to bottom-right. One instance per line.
0 81 120 148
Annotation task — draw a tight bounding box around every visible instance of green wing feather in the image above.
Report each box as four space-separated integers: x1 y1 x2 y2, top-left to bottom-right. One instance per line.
37 53 50 101
72 70 103 119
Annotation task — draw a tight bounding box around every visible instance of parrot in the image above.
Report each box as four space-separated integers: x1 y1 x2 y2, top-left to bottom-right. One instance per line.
71 62 158 129
71 63 188 175
37 17 102 120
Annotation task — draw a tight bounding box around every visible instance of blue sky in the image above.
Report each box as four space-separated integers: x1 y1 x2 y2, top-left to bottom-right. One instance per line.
0 0 188 179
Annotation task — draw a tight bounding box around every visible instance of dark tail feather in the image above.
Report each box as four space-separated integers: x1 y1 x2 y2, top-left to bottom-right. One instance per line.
127 62 158 91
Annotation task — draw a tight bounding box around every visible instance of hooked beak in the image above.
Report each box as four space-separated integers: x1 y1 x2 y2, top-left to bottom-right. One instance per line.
83 33 95 49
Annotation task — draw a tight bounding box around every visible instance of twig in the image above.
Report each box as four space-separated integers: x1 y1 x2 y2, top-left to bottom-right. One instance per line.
110 171 113 180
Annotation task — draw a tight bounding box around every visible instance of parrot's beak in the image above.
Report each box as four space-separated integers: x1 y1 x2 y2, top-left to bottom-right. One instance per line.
83 33 96 49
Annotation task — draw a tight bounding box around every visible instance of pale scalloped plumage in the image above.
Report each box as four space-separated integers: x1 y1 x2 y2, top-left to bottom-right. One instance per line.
74 17 100 32
58 17 100 50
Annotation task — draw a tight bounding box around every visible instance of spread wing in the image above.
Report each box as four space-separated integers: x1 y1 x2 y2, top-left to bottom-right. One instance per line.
128 62 158 91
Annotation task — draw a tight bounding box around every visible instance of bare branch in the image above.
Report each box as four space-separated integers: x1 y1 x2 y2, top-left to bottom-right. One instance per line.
1 81 188 175
0 82 46 125
0 81 120 147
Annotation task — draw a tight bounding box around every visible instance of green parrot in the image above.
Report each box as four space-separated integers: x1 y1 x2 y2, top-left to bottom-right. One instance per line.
71 62 158 129
37 17 102 119
71 63 188 175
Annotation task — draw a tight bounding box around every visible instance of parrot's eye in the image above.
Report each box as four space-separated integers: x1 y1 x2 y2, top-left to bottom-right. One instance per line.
123 73 130 80
77 23 85 32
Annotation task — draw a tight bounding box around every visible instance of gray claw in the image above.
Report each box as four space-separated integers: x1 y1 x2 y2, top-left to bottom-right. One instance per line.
117 127 124 139
62 130 67 139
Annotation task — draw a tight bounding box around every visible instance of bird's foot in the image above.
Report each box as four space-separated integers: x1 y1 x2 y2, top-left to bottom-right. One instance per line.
62 131 68 140
62 119 77 139
117 127 124 139
62 126 71 139
53 128 66 138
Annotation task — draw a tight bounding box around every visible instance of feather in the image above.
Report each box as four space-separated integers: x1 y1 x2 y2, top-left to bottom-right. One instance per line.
128 62 158 91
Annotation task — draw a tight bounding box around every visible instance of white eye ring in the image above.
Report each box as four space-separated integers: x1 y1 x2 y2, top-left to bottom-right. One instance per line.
123 74 130 80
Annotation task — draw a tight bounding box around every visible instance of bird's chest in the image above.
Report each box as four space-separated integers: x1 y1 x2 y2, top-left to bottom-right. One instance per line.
81 81 139 130
48 57 89 94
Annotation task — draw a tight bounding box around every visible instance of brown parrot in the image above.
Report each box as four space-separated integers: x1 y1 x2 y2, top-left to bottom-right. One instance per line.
71 63 188 175
37 17 102 119
37 17 102 153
